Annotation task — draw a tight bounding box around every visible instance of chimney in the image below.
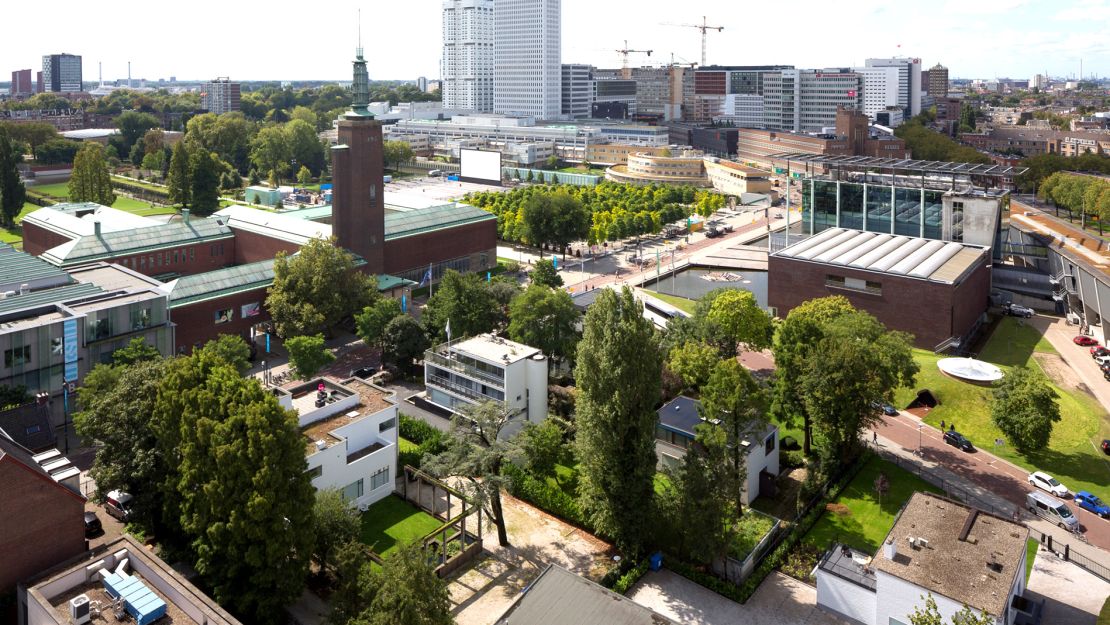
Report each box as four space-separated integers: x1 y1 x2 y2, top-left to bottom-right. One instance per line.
182 208 190 224
883 538 897 560
94 220 102 237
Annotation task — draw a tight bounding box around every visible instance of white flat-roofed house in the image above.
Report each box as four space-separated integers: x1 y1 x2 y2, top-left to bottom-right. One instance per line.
424 333 547 436
298 378 399 509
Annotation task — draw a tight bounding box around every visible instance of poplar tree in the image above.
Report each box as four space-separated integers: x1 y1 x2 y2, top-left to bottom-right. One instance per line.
167 140 192 207
68 142 116 206
0 126 26 227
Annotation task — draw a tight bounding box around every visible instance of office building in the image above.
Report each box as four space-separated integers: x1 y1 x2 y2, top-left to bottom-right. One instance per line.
1029 73 1047 90
11 69 33 97
926 63 949 98
718 93 765 127
762 69 864 133
592 78 636 119
424 333 548 436
688 65 792 124
561 63 593 118
605 149 711 187
41 54 82 93
200 78 241 114
493 0 561 120
736 108 909 167
854 65 902 120
864 57 922 117
442 0 494 111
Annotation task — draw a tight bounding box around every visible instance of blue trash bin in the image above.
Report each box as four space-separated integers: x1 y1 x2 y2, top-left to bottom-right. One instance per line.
649 551 663 571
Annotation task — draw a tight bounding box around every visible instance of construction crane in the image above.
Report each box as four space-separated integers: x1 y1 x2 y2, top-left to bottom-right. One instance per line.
664 16 724 67
616 40 653 70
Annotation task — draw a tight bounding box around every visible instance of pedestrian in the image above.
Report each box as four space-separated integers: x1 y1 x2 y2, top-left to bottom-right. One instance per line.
949 422 955 431
940 419 945 430
873 431 878 444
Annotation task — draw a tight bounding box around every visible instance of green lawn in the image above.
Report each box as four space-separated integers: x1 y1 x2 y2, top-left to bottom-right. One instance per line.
359 495 443 558
399 437 419 454
28 182 71 198
730 511 776 560
644 290 697 315
804 456 942 553
1025 538 1038 583
111 175 169 192
556 166 606 175
894 317 1110 503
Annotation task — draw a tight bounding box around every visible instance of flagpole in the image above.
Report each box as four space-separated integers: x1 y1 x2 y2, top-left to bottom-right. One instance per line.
428 262 434 297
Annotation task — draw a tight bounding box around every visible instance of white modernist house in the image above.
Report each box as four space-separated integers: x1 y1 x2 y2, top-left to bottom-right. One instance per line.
424 333 548 434
653 396 779 505
289 378 399 510
817 492 1040 625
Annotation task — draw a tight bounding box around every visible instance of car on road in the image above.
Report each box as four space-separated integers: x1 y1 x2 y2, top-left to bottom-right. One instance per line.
104 490 133 522
1092 346 1110 358
1028 471 1069 497
1104 370 1110 382
871 401 898 416
84 511 102 538
1075 491 1110 518
1027 491 1080 530
1002 303 1035 318
1074 335 1100 346
943 430 974 452
1096 355 1110 368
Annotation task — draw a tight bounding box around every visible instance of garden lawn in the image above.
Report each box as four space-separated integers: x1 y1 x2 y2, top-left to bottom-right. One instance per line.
546 461 672 499
1025 538 1038 583
28 182 178 217
894 317 1110 503
730 511 776 560
644 290 697 315
359 495 442 558
804 456 942 553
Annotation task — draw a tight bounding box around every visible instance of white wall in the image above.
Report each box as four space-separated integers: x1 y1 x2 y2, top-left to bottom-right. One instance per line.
742 426 779 505
306 405 398 509
875 570 1003 625
817 568 877 625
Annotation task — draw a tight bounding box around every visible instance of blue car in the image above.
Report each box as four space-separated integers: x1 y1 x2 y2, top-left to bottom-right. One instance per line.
1075 491 1110 518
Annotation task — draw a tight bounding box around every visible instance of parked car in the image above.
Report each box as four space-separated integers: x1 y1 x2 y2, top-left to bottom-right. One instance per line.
1003 303 1034 318
84 511 102 538
1092 346 1110 358
1075 491 1110 518
428 169 443 177
1074 335 1100 346
1102 439 1110 455
1027 491 1079 530
104 490 134 522
871 400 898 416
1104 370 1110 382
1096 355 1110 368
943 430 974 452
1028 471 1068 497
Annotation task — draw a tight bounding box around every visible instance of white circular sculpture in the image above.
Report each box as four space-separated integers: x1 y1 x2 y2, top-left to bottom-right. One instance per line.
937 358 1004 382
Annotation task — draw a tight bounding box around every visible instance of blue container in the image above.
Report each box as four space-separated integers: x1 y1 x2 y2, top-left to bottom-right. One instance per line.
447 174 461 181
649 551 663 571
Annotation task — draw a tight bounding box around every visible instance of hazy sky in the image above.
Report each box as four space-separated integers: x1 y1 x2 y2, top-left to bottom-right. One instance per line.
3 0 1107 83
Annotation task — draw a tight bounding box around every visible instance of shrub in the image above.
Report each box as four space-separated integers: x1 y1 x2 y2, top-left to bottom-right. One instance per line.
612 559 651 594
780 542 823 583
503 463 585 527
781 436 800 451
399 414 442 445
1100 594 1110 625
666 559 746 603
780 449 805 470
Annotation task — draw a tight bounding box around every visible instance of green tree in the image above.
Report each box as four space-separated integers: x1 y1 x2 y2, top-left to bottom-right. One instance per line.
0 126 27 227
355 298 403 351
771 295 856 455
575 287 661 557
382 140 414 171
424 400 519 546
33 138 82 165
154 349 314 623
519 417 568 482
167 140 192 206
0 384 31 409
909 594 995 625
290 106 319 129
285 119 326 176
656 443 730 565
507 285 580 365
285 334 336 379
520 190 589 258
699 359 768 518
250 125 292 184
296 164 312 186
189 147 222 214
421 270 498 343
706 289 773 352
68 142 116 206
666 341 719 391
801 311 917 469
2 121 57 155
267 237 377 337
312 489 360 574
140 150 164 172
330 541 452 625
115 111 162 153
991 366 1061 453
530 258 563 288
382 314 429 373
201 334 253 374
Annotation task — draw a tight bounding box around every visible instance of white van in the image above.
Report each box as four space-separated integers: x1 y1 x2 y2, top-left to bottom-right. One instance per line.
1026 490 1078 530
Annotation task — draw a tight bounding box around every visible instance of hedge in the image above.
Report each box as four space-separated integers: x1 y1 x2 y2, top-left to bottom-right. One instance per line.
502 463 585 528
25 190 58 207
112 178 170 200
611 559 650 594
397 414 447 468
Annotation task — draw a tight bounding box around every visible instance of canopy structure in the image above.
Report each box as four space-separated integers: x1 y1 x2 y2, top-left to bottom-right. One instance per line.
937 358 1004 382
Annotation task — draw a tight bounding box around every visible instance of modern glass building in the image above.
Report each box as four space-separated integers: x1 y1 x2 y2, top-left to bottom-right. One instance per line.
801 177 946 240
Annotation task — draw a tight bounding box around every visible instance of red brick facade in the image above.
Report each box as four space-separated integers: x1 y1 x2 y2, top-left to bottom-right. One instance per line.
20 221 70 256
0 457 86 593
768 255 991 349
170 286 271 353
109 239 234 277
384 220 498 276
231 229 301 264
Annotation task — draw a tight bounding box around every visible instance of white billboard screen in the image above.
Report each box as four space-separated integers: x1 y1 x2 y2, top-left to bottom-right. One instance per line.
460 149 502 183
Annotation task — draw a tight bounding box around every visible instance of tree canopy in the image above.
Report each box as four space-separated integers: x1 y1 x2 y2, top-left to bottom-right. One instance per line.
421 270 499 343
0 126 26 227
991 366 1061 453
285 334 336 379
355 298 403 351
530 258 563 288
267 237 377 337
506 285 580 365
698 358 768 517
706 289 773 352
68 142 116 206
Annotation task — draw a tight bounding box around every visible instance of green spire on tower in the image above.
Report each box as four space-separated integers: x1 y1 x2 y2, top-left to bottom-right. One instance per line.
347 11 373 118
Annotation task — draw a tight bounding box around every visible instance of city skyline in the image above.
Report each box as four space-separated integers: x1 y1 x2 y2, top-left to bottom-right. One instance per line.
1 0 1108 83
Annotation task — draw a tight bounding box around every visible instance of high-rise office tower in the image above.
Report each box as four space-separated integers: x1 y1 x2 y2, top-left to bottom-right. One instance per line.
201 78 241 114
864 57 922 117
761 69 863 133
41 54 83 92
442 0 494 111
561 64 593 118
10 70 33 97
493 0 561 120
926 63 949 98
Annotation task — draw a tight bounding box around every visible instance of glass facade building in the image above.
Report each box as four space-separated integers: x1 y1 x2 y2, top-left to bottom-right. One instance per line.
801 178 947 241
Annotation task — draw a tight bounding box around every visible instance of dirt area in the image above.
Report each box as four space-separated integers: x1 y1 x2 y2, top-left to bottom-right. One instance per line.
751 467 806 521
448 493 616 625
1033 352 1090 394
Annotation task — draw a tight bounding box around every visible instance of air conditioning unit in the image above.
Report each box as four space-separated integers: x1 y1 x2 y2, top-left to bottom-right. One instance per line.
70 594 91 625
315 440 327 451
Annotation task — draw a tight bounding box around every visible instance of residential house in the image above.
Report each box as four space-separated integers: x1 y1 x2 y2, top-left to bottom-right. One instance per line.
497 564 678 625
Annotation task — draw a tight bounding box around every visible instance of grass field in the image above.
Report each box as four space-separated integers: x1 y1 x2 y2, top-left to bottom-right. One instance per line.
804 456 942 553
644 290 697 315
556 166 606 175
1025 538 1038 582
894 317 1110 503
359 495 443 558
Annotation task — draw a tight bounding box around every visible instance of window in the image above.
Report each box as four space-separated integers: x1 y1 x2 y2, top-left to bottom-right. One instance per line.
765 433 776 456
341 478 364 501
131 306 152 330
379 417 396 433
306 466 322 480
5 345 31 368
92 316 112 339
952 201 965 242
370 466 390 491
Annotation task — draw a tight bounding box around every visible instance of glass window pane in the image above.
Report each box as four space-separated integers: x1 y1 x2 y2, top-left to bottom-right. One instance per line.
813 180 838 234
894 188 922 236
839 182 864 230
924 191 944 239
866 185 893 234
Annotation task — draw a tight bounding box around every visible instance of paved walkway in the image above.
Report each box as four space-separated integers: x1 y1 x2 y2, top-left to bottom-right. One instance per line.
628 570 844 625
1032 313 1110 414
1026 545 1110 625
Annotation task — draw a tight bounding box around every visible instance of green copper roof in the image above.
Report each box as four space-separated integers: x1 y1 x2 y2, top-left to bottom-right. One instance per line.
42 219 234 266
0 282 103 316
384 204 496 240
347 47 373 118
168 260 276 307
377 274 416 290
0 244 73 292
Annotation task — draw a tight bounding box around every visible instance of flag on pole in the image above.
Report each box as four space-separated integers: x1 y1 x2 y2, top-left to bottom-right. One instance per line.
445 319 452 343
418 266 432 287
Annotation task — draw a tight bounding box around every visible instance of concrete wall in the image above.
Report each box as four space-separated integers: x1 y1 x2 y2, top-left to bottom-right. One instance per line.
305 403 398 509
0 459 86 594
875 570 1004 625
816 568 877 625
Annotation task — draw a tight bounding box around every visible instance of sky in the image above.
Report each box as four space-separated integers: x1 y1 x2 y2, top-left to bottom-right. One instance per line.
2 0 1108 83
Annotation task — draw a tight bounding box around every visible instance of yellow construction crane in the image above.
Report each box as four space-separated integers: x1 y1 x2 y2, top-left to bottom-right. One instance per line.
664 16 724 67
616 40 653 70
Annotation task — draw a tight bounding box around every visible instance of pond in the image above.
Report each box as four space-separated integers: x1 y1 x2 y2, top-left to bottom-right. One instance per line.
643 267 769 309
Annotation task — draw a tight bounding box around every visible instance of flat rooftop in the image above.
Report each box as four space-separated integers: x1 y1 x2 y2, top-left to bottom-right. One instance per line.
870 492 1027 618
443 333 541 365
772 228 989 285
498 564 677 625
301 381 393 454
767 153 1029 178
23 203 160 238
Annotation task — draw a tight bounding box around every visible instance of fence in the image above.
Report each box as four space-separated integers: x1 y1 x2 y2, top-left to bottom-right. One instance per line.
398 465 485 578
1032 529 1110 583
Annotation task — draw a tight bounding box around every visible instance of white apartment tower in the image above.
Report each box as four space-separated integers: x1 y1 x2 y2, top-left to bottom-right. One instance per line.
493 0 561 120
442 0 494 111
865 57 922 117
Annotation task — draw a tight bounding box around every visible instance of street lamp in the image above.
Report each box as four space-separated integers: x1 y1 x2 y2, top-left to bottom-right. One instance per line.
916 423 923 456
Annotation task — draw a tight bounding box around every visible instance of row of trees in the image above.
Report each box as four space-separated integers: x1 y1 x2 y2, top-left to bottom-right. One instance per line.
1015 152 1110 193
1037 171 1110 226
165 139 237 214
894 114 991 163
463 183 723 252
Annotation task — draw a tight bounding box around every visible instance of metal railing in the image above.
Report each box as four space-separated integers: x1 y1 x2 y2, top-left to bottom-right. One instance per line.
869 443 1016 519
424 350 505 388
425 372 504 407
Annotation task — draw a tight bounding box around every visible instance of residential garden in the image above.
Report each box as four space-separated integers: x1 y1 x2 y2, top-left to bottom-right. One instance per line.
359 495 442 559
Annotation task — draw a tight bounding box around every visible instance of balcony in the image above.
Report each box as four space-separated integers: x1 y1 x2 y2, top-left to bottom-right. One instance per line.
818 544 877 591
426 372 504 407
424 349 505 387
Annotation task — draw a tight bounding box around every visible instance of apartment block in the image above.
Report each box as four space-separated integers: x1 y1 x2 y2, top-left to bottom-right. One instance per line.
442 0 494 112
41 54 82 93
200 78 240 115
864 57 922 117
561 64 593 119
